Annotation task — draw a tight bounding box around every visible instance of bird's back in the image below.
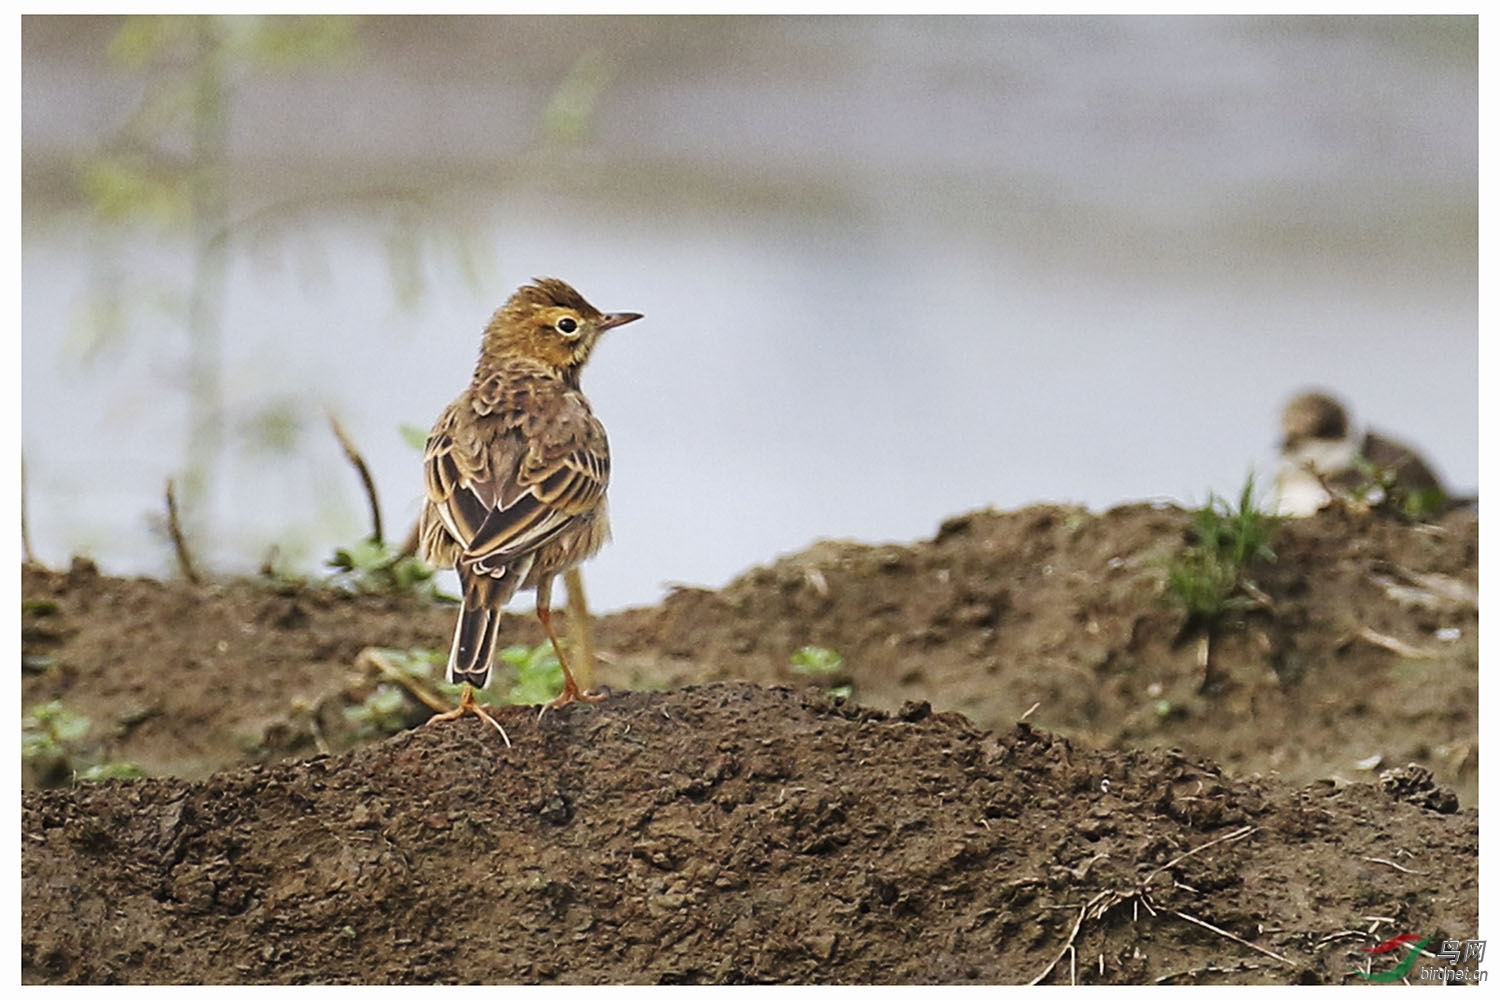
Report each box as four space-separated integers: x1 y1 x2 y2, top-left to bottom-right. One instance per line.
420 361 610 574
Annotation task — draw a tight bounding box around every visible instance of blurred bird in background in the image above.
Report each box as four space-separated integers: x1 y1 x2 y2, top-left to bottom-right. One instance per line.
1274 390 1447 519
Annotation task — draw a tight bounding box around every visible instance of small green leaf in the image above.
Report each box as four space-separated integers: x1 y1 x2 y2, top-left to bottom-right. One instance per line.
1400 488 1448 522
79 761 145 782
325 535 446 599
790 646 844 676
22 730 58 758
343 683 412 735
500 643 564 705
400 424 430 450
390 648 445 678
25 701 92 744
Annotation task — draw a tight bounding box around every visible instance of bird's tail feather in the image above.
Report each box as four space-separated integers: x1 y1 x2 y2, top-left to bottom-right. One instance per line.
447 602 501 688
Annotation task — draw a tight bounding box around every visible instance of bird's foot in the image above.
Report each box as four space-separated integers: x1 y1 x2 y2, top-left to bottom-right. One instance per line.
426 685 512 747
537 681 607 720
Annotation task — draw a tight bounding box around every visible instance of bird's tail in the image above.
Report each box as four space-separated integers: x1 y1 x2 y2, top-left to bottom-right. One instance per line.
447 601 502 688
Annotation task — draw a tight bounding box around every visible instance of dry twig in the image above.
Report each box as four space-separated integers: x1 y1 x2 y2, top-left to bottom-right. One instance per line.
1361 856 1427 876
1144 825 1256 883
329 413 383 544
1154 962 1255 984
21 454 37 565
165 479 202 584
1354 626 1439 660
1031 825 1283 984
1314 929 1370 952
355 647 452 715
356 646 513 747
1369 563 1476 610
1172 909 1294 967
1029 889 1117 985
302 700 332 756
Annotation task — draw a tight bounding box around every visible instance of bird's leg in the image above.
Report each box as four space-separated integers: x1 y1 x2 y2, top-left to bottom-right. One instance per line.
425 682 512 747
537 578 606 713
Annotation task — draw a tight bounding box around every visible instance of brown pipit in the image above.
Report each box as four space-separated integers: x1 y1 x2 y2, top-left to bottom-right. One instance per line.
419 277 641 736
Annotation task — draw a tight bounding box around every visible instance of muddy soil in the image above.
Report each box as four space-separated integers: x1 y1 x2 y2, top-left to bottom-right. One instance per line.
21 502 1479 984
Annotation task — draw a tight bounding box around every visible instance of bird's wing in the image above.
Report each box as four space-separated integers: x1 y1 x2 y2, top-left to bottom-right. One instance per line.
464 435 608 575
423 387 609 578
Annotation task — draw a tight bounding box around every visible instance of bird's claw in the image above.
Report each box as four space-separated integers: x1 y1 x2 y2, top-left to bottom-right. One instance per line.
537 683 607 720
426 686 512 747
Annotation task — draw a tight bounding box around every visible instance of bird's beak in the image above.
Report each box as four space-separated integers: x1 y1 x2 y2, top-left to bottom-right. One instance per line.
598 311 644 332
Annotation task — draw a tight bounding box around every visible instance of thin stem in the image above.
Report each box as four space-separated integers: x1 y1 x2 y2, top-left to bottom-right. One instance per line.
180 15 230 549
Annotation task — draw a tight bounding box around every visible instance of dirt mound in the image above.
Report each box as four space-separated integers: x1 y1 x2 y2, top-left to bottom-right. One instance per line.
21 502 1479 984
603 503 1478 804
21 684 1477 985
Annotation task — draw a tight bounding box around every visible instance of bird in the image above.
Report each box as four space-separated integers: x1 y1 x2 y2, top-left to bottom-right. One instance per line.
1274 390 1445 517
418 277 641 737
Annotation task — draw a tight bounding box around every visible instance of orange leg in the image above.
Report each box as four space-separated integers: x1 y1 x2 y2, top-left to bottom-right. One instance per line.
537 579 606 713
425 682 512 747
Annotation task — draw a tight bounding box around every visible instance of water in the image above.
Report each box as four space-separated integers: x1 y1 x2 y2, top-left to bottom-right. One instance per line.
21 16 1478 611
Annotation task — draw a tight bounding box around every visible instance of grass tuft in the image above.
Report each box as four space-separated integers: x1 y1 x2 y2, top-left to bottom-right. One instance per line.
1166 475 1279 629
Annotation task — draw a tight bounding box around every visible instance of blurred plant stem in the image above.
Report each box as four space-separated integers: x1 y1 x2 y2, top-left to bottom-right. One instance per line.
65 16 617 578
78 15 358 561
563 567 597 690
181 15 229 536
21 454 38 566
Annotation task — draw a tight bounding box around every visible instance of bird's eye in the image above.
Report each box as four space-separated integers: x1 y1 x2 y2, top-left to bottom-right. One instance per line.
556 316 579 335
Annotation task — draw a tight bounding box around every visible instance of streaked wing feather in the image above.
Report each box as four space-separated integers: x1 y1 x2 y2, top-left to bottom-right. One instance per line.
423 409 511 548
423 377 608 577
466 452 606 568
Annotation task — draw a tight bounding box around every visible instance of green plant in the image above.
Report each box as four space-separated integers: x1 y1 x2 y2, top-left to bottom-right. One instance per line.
1166 475 1279 628
492 643 566 706
79 762 147 782
343 684 413 737
346 647 463 737
400 424 431 450
374 646 448 681
790 645 853 699
70 17 493 575
1398 488 1448 522
1347 455 1449 522
404 642 570 708
22 701 143 787
368 642 567 717
77 16 360 547
325 537 450 600
22 701 91 757
790 645 844 676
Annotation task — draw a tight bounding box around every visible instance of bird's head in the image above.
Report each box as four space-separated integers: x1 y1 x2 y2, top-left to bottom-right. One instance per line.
1280 390 1350 453
481 277 642 375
